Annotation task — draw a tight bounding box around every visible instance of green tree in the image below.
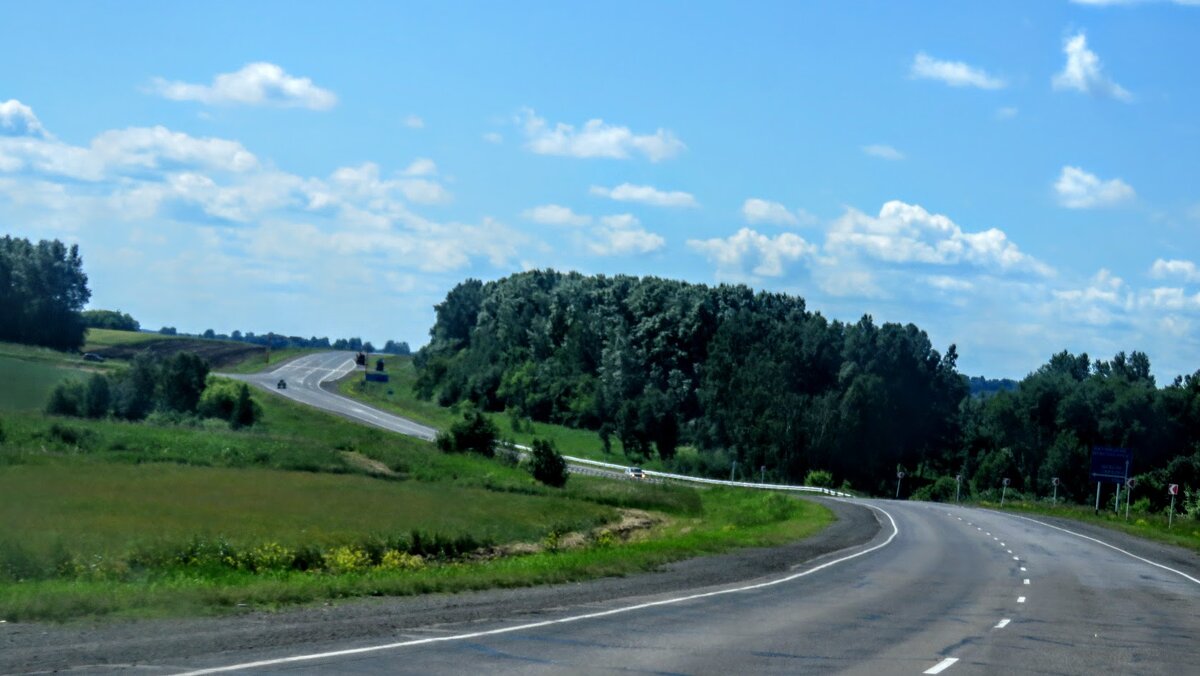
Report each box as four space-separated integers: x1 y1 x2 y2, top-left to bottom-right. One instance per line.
528 438 569 487
231 383 259 429
81 309 139 331
82 373 111 418
160 353 210 413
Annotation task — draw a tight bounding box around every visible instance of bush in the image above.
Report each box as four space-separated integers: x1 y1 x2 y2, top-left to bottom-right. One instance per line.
82 373 111 418
529 438 569 488
45 380 85 416
912 476 962 503
803 469 834 488
437 407 498 456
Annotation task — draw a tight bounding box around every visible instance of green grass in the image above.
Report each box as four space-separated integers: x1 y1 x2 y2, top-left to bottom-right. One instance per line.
0 356 87 412
80 328 170 351
339 356 636 464
0 487 831 622
976 499 1200 554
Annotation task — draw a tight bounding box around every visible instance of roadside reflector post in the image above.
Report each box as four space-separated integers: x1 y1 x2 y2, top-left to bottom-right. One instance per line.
1115 481 1121 515
955 474 962 505
1001 477 1010 506
1168 483 1179 529
1052 477 1059 506
1125 478 1137 521
1095 481 1102 514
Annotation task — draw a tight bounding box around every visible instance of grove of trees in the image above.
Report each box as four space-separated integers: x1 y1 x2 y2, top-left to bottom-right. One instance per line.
0 236 90 350
82 309 140 331
414 271 1200 501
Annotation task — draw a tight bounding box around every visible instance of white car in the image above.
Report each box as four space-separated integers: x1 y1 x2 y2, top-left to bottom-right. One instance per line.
624 467 646 480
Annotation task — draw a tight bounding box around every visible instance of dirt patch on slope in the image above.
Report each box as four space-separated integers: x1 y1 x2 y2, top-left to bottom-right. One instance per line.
92 339 263 369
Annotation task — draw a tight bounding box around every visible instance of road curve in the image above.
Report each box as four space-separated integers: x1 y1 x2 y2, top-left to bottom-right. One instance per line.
162 499 1200 675
226 352 438 441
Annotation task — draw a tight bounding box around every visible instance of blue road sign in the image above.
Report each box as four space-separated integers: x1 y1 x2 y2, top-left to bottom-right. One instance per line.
365 372 389 383
1091 446 1131 482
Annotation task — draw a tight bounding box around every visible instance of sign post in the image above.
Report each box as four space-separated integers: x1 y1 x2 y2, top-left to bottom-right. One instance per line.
1090 446 1132 515
1001 477 1010 506
760 465 766 484
731 460 737 482
1124 478 1137 520
1052 477 1060 506
896 471 906 500
1169 483 1179 529
955 474 962 505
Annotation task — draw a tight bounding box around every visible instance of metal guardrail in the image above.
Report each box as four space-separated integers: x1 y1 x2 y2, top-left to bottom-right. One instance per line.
560 454 855 497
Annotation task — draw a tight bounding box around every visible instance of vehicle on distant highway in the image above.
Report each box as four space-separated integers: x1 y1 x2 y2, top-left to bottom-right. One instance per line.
276 379 287 390
624 467 646 480
82 353 105 362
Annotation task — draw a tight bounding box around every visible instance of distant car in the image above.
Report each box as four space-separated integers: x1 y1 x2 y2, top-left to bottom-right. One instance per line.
625 467 646 480
276 379 287 390
82 353 105 363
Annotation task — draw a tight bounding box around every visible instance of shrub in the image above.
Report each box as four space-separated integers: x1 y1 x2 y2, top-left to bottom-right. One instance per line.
529 438 569 488
437 407 498 456
912 476 961 503
325 545 372 574
45 380 85 416
380 550 425 571
44 422 92 448
231 383 260 429
803 469 834 488
82 373 111 418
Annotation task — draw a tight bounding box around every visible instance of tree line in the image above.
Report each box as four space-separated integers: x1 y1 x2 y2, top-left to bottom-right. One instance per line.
415 271 1200 501
0 236 90 350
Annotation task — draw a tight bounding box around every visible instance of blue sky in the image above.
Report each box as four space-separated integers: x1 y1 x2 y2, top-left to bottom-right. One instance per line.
3 0 1199 379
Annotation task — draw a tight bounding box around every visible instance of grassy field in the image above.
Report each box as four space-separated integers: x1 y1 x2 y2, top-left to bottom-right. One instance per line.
338 355 634 464
80 328 172 351
979 499 1200 554
0 357 85 412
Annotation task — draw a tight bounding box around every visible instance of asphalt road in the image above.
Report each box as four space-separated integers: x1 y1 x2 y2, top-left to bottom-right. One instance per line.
155 499 1199 675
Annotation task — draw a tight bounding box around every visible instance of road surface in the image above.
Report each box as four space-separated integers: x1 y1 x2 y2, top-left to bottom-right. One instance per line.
148 499 1200 675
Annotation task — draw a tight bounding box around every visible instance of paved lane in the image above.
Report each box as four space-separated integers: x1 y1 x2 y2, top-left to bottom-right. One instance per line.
172 500 1200 675
226 352 438 441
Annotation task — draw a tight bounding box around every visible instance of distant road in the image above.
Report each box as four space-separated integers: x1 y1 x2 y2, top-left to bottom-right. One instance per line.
226 351 438 441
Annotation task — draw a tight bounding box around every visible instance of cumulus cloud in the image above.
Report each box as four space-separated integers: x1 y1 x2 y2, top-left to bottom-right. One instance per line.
589 183 697 208
1052 269 1129 325
0 100 49 138
587 214 665 255
522 204 591 226
1150 258 1200 283
741 198 816 227
1054 166 1135 208
826 200 1053 276
401 158 437 176
482 132 503 144
519 109 685 162
910 53 1005 89
688 228 816 278
862 144 904 161
1052 33 1132 102
403 114 424 129
150 62 337 110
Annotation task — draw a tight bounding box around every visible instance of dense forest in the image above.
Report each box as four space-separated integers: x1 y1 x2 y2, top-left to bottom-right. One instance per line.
415 271 1200 500
0 236 90 350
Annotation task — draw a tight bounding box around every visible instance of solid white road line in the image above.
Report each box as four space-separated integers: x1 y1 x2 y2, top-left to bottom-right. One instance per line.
1017 596 1026 603
994 619 1011 629
171 505 902 675
924 657 959 674
1001 512 1200 587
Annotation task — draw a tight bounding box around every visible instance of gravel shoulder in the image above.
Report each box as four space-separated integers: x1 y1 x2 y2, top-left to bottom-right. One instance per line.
0 498 879 674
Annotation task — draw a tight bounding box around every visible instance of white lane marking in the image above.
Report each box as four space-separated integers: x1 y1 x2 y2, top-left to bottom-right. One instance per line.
1017 596 1026 603
924 657 959 674
957 517 962 521
1000 512 1200 587
1023 579 1030 585
171 505 902 675
1000 542 1005 547
1006 550 1013 555
976 527 982 531
1013 556 1020 561
986 532 991 536
994 619 1011 629
1020 567 1027 572
992 537 998 541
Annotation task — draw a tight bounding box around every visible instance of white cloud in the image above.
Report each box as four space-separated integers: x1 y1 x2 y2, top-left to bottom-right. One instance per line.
1150 258 1200 283
0 100 49 138
403 114 424 129
741 198 817 227
482 132 503 144
996 107 1019 120
687 228 816 278
150 62 337 110
1051 269 1129 325
910 53 1005 89
586 214 665 255
522 204 591 226
401 158 437 176
862 144 904 161
1054 166 1135 208
519 108 685 162
589 183 697 208
826 200 1053 276
1052 33 1132 102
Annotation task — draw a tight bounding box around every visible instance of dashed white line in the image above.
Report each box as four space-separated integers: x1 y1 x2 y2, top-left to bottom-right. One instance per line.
171 505 903 675
1000 542 1005 547
993 537 999 541
1006 550 1013 555
1023 579 1030 585
1017 596 1026 603
1020 567 1027 572
1012 556 1020 561
994 619 1011 629
924 657 959 674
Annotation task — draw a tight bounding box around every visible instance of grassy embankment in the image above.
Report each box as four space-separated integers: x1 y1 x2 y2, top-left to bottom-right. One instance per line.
976 498 1200 554
0 338 833 621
